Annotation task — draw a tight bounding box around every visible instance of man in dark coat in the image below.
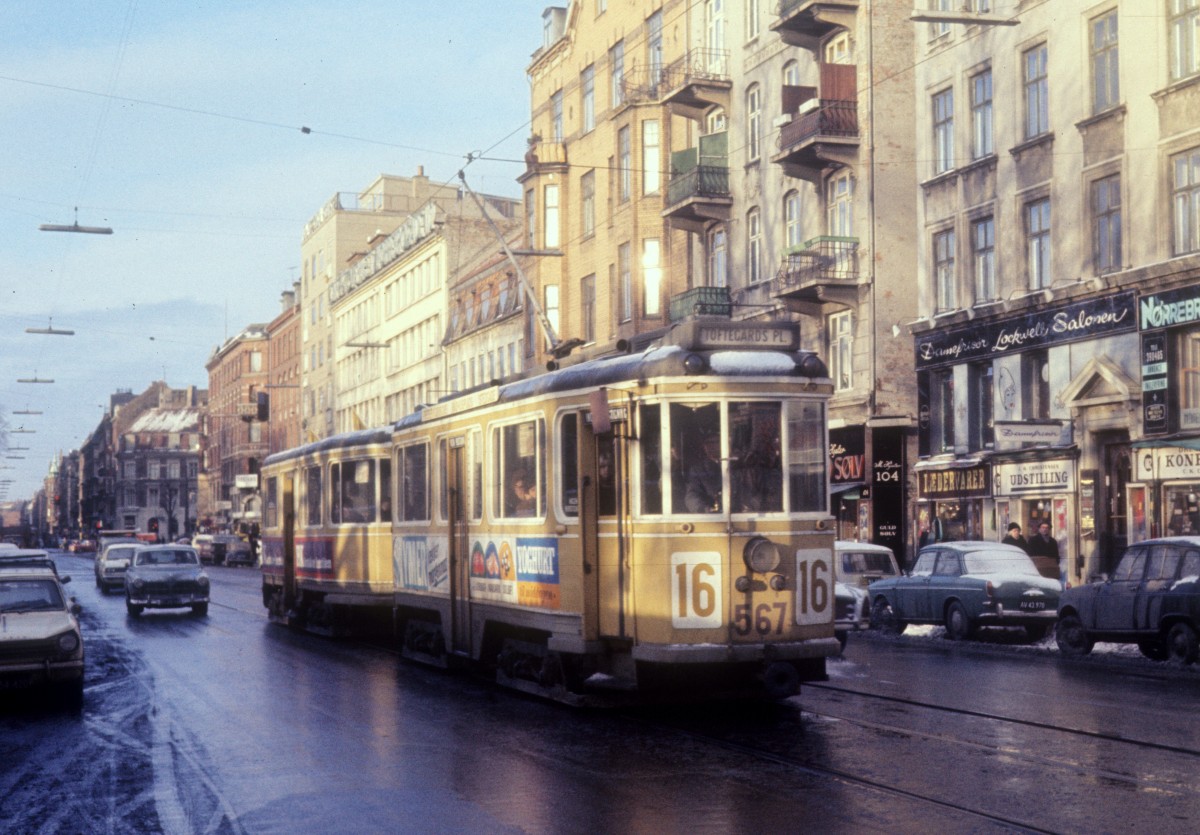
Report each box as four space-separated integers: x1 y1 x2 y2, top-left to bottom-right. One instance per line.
1001 522 1029 553
1027 522 1060 580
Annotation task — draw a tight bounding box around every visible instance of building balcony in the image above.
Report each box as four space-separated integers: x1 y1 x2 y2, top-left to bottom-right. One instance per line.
663 165 732 232
658 49 732 121
771 0 859 54
669 286 733 323
518 140 568 182
771 99 859 183
773 237 861 308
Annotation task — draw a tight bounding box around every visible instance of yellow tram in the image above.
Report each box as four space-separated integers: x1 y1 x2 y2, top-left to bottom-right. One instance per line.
260 320 838 701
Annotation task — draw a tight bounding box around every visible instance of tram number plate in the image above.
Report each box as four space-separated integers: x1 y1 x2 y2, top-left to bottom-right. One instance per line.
733 602 789 636
794 549 831 626
671 552 723 629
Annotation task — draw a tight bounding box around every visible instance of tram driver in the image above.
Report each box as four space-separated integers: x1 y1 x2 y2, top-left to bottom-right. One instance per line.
684 432 723 513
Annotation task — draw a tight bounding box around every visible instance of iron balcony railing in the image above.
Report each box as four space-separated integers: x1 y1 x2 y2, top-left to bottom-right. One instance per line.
666 165 730 207
669 286 733 322
775 236 860 291
777 100 858 151
658 48 731 88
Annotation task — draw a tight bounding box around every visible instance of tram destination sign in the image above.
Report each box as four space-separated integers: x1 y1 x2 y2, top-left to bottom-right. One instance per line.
677 320 800 352
914 290 1136 370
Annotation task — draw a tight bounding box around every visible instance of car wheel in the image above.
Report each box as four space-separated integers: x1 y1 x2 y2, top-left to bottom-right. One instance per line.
1166 622 1199 664
1055 614 1094 656
870 598 906 635
945 601 975 641
1138 639 1169 661
192 602 208 617
126 599 143 617
1024 624 1051 642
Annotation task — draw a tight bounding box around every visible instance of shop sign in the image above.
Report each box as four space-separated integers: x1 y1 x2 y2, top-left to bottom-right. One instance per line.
1139 285 1200 330
994 421 1063 448
917 465 990 499
992 459 1073 497
871 426 907 560
1134 446 1200 482
914 290 1136 370
1142 332 1170 435
829 426 865 486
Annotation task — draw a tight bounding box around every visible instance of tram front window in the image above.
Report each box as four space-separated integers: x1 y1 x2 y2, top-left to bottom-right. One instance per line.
670 402 722 514
730 402 783 512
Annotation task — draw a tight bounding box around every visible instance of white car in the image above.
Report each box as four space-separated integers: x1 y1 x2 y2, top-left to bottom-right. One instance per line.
834 541 902 649
94 540 140 593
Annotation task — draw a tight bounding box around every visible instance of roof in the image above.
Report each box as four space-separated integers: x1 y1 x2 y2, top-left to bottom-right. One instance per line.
128 408 201 434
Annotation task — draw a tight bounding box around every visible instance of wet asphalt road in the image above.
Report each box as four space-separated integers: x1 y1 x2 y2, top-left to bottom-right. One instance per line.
2 552 1198 834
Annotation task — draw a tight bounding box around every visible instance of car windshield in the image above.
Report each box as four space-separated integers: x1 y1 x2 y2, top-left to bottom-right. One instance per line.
0 578 65 612
135 550 200 567
841 551 898 576
963 553 1039 576
106 546 137 562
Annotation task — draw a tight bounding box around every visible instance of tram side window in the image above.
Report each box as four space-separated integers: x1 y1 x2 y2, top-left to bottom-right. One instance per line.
470 430 483 521
730 402 783 512
335 460 376 524
641 404 662 514
380 458 392 521
397 444 429 522
560 414 579 518
787 400 827 513
264 477 278 529
305 466 322 527
497 419 543 518
669 402 721 514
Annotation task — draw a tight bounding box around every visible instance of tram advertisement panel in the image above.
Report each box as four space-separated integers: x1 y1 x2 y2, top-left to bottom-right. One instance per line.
393 535 449 592
465 536 560 609
296 537 333 579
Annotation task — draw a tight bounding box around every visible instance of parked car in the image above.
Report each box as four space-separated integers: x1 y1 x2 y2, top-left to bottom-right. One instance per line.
192 534 215 564
868 542 1062 641
833 541 902 649
1056 536 1200 663
74 539 96 553
93 540 140 593
124 545 210 617
0 547 59 576
0 565 85 705
212 533 252 567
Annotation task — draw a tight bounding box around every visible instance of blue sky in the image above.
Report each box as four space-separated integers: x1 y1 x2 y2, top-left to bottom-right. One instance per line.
0 1 549 501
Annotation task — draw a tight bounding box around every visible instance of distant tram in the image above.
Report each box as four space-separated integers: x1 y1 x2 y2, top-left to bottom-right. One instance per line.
260 320 838 701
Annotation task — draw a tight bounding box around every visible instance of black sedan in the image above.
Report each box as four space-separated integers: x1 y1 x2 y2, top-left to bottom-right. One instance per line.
124 545 210 617
1056 536 1200 663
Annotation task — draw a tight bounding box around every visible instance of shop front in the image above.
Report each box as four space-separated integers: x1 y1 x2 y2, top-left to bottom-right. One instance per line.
829 424 909 565
1131 442 1200 544
914 461 991 556
992 454 1077 583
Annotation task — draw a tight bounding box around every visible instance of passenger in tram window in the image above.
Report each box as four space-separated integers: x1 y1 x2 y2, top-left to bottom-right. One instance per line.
685 432 723 513
597 450 617 516
509 470 537 517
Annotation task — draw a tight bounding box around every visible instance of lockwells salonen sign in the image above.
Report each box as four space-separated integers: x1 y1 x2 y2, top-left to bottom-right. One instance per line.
914 290 1137 370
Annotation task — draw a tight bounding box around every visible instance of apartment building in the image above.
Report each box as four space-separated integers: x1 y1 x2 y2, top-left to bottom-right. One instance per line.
265 286 301 455
910 1 1200 581
203 327 268 530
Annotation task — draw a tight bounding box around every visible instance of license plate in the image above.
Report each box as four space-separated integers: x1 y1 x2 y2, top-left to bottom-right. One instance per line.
1020 601 1046 610
151 597 184 606
0 675 33 690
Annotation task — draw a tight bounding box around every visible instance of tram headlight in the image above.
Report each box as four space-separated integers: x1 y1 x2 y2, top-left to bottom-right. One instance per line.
743 537 782 574
795 353 828 379
682 353 707 375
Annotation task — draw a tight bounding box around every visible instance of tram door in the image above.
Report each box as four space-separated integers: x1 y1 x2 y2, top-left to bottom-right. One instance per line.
582 409 630 639
282 474 296 611
446 438 472 655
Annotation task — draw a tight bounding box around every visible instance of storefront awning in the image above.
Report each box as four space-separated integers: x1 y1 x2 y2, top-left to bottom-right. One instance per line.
831 481 864 494
1132 437 1200 451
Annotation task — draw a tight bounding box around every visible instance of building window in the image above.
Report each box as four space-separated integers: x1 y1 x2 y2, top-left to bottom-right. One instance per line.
933 229 956 312
642 119 660 194
618 241 632 321
581 170 595 238
968 364 994 451
647 11 663 84
1092 174 1122 274
706 0 725 61
1173 146 1200 255
746 0 760 40
1026 197 1051 289
1023 44 1049 139
1091 10 1119 113
827 171 853 237
783 60 800 87
1171 0 1199 81
708 227 728 287
784 190 803 249
544 285 560 336
642 239 662 317
970 69 993 159
581 274 596 343
597 0 606 14
929 0 952 38
1180 329 1200 430
525 188 536 248
551 90 564 143
931 368 955 453
745 85 761 161
932 88 954 175
618 125 631 202
972 216 995 303
248 351 263 372
1023 350 1051 420
544 184 560 248
829 311 853 392
610 40 624 108
747 208 762 284
581 65 595 133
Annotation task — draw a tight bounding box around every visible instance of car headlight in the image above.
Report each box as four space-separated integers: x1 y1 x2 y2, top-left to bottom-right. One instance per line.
197 575 210 588
57 631 80 654
743 537 782 574
130 577 144 590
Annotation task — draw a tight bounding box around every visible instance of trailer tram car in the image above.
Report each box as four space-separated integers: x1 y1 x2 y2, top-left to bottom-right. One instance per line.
260 320 838 702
